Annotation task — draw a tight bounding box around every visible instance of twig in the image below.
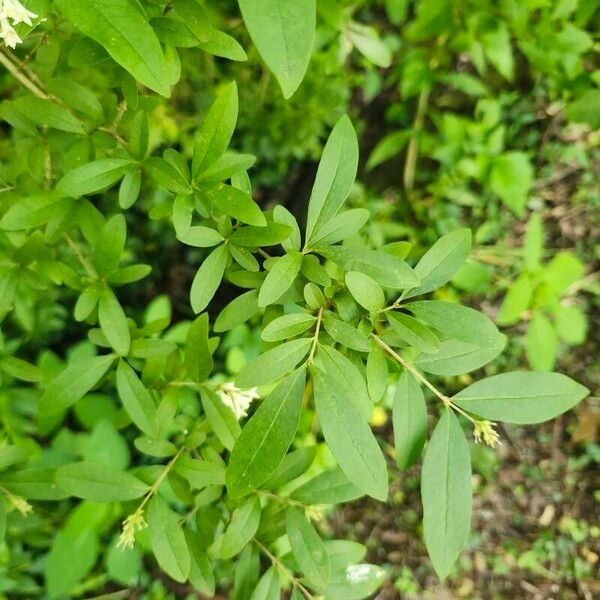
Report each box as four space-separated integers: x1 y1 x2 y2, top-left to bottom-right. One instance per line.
307 308 323 364
0 50 47 98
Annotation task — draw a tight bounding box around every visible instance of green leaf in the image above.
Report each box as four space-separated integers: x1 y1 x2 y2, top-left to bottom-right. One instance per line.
185 313 214 382
58 0 170 96
421 409 472 580
56 462 148 501
174 455 225 489
345 271 384 313
116 360 158 437
309 208 370 247
258 251 303 307
229 223 293 247
290 466 362 504
215 290 259 332
273 205 301 251
198 30 248 62
239 0 316 98
0 467 68 500
0 356 42 383
321 312 370 352
197 153 256 184
452 372 589 424
56 159 134 198
387 311 439 354
314 345 372 420
119 169 141 209
207 185 266 226
317 564 385 600
190 244 228 313
497 275 533 325
405 229 471 298
262 446 316 491
144 157 192 194
366 345 388 403
525 312 557 371
148 496 191 582
565 89 600 128
98 287 131 356
178 226 224 248
192 81 238 176
313 370 387 501
172 0 211 42
13 96 85 134
347 22 392 67
393 371 427 470
1 195 64 231
318 246 419 289
219 496 261 559
261 313 316 342
250 566 280 600
38 355 115 417
227 369 306 498
201 388 241 450
306 116 359 241
489 152 533 216
286 506 330 585
235 338 311 388
92 214 126 276
186 530 216 595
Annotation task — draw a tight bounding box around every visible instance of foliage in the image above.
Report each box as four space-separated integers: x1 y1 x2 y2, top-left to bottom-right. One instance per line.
0 1 596 598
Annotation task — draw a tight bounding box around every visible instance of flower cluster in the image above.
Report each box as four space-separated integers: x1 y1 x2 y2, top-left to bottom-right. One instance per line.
473 419 501 448
216 382 260 420
8 493 32 516
0 0 37 48
117 508 147 550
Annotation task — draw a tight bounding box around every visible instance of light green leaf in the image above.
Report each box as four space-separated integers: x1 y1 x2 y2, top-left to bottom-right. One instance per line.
290 466 362 504
453 372 589 424
258 251 303 307
262 446 316 491
497 275 533 325
422 409 472 580
229 223 293 247
56 462 148 501
197 153 256 184
393 371 427 470
239 0 316 98
321 312 370 352
219 496 261 559
207 185 266 226
198 29 247 62
347 22 391 67
261 313 316 342
148 496 191 582
366 345 388 403
13 96 85 134
186 530 216 596
313 370 387 501
345 271 384 313
38 355 115 417
172 0 211 42
190 244 228 313
405 229 471 298
309 208 369 247
58 0 170 96
525 312 557 371
306 115 358 241
174 455 225 489
236 338 311 388
387 312 440 354
489 152 533 216
201 388 241 450
185 313 214 382
250 566 280 600
286 506 330 585
316 564 385 599
56 159 134 198
214 290 260 332
192 81 238 176
98 287 130 356
144 157 192 194
116 360 158 437
227 369 306 498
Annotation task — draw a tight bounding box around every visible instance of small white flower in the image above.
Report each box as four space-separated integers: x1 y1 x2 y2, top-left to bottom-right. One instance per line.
216 382 260 420
473 419 501 448
1 0 37 27
8 494 32 516
0 18 21 48
117 508 146 550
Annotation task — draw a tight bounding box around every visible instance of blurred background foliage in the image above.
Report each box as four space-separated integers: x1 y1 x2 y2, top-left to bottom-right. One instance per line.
0 0 598 598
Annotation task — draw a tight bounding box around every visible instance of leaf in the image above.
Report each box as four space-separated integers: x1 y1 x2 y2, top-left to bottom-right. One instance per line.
313 370 387 501
314 345 372 420
405 229 471 298
56 462 148 501
565 89 600 128
229 223 293 247
318 246 419 289
172 0 211 42
214 290 259 332
262 446 316 491
119 169 141 209
0 356 42 383
1 195 64 231
38 355 115 417
219 496 261 559
116 360 158 436
286 507 330 585
452 372 589 424
321 312 370 352
207 185 266 226
258 251 303 307
190 244 228 313
186 530 216 596
345 271 384 313
306 115 359 241
489 152 533 216
309 208 370 247
58 0 170 96
239 0 316 98
0 467 68 500
347 22 391 67
56 159 134 198
178 226 224 248
198 29 248 62
201 388 241 450
290 466 362 504
174 455 225 489
367 130 410 170
250 566 280 600
148 496 191 582
185 313 214 382
144 157 192 194
393 371 427 469
387 312 440 354
235 338 311 388
273 205 301 251
525 312 557 371
366 345 388 403
227 369 306 498
497 275 533 325
93 214 127 276
197 153 256 184
421 409 472 580
316 564 385 600
13 96 85 134
192 81 238 176
98 287 131 356
261 313 316 342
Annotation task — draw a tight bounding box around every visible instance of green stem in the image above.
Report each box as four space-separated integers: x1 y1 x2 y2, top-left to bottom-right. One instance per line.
307 308 323 364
